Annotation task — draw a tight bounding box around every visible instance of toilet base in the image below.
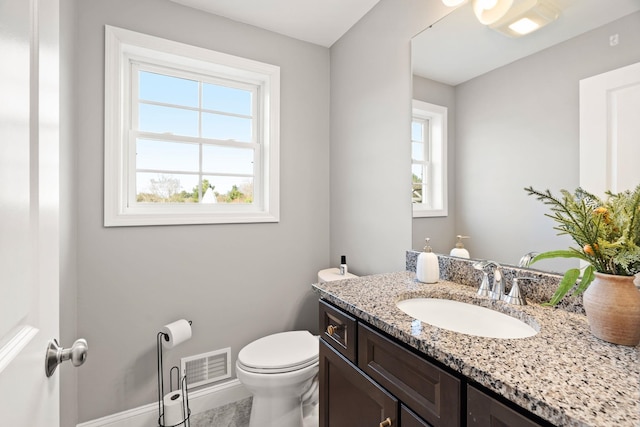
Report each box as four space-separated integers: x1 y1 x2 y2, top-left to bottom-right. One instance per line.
248 395 319 427
302 401 319 427
237 361 319 427
249 395 303 427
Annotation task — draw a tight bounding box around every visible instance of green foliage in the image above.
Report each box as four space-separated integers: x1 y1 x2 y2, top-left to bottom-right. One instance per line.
191 179 214 202
137 175 190 203
217 184 253 203
525 185 640 304
542 267 581 307
137 176 254 204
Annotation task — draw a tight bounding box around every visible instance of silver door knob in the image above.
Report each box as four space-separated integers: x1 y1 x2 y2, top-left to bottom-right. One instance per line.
45 338 88 377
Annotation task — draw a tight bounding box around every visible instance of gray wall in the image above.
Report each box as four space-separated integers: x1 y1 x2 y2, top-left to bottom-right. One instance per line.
69 0 330 421
454 11 640 267
411 76 457 254
329 0 450 275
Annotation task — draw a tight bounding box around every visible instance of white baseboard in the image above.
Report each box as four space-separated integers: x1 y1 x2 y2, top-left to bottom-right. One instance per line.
77 379 250 427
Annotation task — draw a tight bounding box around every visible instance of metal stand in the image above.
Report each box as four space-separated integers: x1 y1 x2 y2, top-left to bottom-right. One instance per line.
157 331 191 427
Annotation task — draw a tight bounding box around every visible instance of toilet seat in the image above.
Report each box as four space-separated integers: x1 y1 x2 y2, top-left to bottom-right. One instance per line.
237 331 319 374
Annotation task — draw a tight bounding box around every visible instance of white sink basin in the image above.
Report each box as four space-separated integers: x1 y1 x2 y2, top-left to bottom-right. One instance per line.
396 298 537 339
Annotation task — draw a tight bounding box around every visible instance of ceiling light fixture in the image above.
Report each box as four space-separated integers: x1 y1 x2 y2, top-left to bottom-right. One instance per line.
489 0 560 37
471 0 513 25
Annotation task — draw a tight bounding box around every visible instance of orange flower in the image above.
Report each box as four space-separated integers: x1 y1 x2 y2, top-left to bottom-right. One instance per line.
593 206 611 223
583 243 598 256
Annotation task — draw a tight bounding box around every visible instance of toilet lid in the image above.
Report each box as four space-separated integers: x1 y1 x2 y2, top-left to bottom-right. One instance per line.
238 331 319 373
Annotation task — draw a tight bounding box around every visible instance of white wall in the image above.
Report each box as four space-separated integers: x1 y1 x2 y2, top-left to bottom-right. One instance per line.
67 0 330 422
455 11 640 267
329 0 450 275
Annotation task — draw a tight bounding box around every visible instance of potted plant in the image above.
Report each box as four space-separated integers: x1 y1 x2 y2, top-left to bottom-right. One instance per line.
525 185 640 346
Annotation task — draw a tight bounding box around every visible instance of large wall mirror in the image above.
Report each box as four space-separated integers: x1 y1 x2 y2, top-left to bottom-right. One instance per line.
411 0 640 272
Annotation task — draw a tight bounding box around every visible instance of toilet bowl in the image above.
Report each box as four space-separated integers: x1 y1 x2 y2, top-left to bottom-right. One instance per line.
236 331 319 427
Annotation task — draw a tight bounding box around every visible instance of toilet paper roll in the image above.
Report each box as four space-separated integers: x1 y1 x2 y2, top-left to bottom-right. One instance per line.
163 390 185 426
162 319 192 349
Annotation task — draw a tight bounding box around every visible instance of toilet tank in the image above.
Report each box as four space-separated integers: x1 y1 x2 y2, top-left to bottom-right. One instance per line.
317 268 358 283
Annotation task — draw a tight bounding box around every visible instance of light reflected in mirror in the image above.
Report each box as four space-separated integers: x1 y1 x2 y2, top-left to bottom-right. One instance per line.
411 0 640 272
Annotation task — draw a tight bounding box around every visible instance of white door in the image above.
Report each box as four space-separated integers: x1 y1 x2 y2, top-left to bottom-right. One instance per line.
0 0 61 425
580 61 640 195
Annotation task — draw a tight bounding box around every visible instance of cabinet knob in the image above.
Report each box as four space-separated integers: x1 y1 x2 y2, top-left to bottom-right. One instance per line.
326 324 342 335
379 417 392 427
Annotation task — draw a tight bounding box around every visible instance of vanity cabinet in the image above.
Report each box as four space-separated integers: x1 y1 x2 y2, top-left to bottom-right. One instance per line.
401 405 431 427
320 339 397 426
467 385 544 427
319 299 550 427
358 323 460 426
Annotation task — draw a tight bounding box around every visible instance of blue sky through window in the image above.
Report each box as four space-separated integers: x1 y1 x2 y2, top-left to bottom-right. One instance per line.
203 84 252 115
139 71 198 107
136 70 255 199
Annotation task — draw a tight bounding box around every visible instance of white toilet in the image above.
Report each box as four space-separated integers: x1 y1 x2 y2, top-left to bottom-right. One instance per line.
236 268 358 427
236 330 319 427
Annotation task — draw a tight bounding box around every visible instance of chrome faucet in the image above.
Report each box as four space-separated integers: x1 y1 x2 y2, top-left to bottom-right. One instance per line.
518 251 539 268
473 260 531 305
473 260 504 300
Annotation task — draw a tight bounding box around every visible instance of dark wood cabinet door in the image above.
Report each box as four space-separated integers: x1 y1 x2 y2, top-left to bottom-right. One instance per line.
467 385 546 427
320 339 398 427
401 404 432 427
358 323 460 427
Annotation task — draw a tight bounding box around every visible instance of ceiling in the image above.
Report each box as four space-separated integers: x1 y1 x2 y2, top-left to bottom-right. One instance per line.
169 0 382 47
412 0 640 86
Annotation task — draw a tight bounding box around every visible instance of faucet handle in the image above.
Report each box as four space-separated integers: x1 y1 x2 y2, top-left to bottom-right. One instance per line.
477 272 491 297
489 267 504 300
503 277 526 305
503 276 539 305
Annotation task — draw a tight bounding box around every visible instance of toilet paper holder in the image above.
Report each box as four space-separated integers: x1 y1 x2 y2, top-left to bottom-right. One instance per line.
157 321 192 427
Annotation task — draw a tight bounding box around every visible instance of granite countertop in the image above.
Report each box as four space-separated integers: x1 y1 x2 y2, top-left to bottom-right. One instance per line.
312 271 640 427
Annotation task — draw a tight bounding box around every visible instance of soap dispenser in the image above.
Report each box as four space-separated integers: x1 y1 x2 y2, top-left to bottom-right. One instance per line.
416 238 439 284
450 235 470 259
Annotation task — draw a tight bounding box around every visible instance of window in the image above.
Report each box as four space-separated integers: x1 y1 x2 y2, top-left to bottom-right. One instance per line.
104 26 280 226
412 100 447 217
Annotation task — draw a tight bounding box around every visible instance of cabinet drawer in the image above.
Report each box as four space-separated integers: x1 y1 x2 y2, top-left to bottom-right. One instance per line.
319 299 357 363
358 323 460 427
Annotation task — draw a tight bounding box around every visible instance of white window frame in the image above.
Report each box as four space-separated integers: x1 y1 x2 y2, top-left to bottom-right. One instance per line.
104 26 280 226
412 100 448 218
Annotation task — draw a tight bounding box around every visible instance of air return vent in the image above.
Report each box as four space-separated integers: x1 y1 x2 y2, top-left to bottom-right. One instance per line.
181 348 231 389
